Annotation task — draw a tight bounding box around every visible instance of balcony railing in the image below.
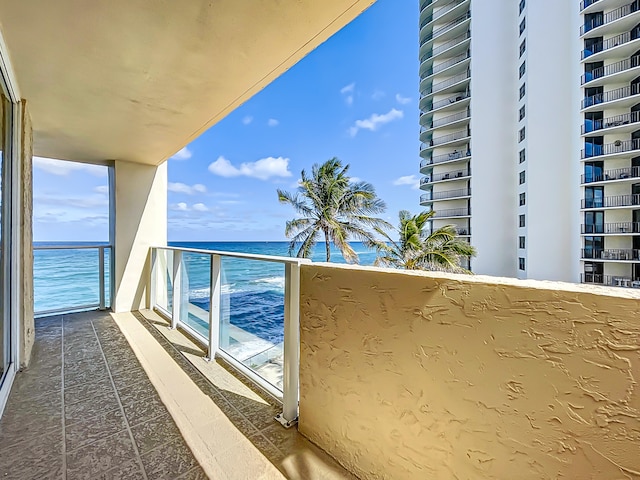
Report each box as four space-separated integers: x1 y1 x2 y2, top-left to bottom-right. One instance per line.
150 246 310 426
420 32 471 64
421 149 471 167
424 92 470 112
422 110 469 131
455 227 470 235
582 29 640 59
420 0 467 30
582 55 640 85
581 138 640 158
582 83 640 109
422 52 470 78
424 130 469 148
581 166 640 183
581 273 640 287
581 248 640 260
581 1 640 35
582 222 640 233
582 111 640 133
423 72 470 96
420 12 470 45
582 193 640 208
580 0 600 11
423 169 470 183
431 207 471 217
34 244 112 316
421 188 471 202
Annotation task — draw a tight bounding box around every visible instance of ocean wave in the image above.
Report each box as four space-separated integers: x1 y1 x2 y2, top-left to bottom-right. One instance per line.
189 283 237 299
250 276 285 290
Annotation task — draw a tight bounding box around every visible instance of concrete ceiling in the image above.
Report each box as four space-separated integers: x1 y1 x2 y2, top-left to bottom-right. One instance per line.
0 0 375 165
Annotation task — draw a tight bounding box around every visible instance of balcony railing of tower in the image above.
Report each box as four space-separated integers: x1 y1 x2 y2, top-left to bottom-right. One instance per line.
581 1 640 35
581 138 640 158
420 32 471 64
582 83 640 108
582 54 640 85
582 111 640 133
421 150 471 168
429 207 471 217
582 29 640 60
581 193 640 208
424 92 470 112
421 188 471 202
426 130 469 147
581 273 640 287
421 110 470 132
420 12 471 45
580 0 600 11
423 72 470 95
581 248 640 260
422 52 470 79
581 166 640 183
581 222 640 233
420 0 468 30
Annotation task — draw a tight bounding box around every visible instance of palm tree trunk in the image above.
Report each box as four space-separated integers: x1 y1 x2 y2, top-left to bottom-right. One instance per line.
324 229 331 262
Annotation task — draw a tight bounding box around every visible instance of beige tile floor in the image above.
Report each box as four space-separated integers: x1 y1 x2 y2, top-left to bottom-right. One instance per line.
0 310 355 480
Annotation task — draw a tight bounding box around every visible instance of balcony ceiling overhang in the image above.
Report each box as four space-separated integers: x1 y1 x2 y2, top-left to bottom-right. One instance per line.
0 0 374 166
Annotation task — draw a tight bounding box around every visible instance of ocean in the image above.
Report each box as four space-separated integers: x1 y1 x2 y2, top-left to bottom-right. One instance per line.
34 241 378 388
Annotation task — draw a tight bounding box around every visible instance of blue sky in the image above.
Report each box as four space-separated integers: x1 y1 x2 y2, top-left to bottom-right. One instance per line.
33 0 420 242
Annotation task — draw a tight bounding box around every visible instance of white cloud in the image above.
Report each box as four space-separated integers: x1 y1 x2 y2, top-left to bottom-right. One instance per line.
393 175 420 190
192 203 209 212
349 177 362 183
168 182 207 195
208 156 292 180
345 95 354 106
267 118 279 127
34 193 109 209
348 108 404 137
396 93 412 105
93 185 109 194
171 202 189 211
33 157 107 177
170 147 192 160
372 90 385 101
242 115 253 125
340 82 355 94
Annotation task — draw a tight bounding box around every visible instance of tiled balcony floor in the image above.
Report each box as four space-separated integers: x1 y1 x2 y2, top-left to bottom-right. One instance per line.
0 311 205 479
0 310 355 480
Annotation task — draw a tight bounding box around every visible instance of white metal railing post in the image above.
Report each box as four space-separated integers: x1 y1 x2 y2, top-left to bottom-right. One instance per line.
171 250 182 330
149 248 157 309
276 261 301 428
206 254 221 361
98 246 106 310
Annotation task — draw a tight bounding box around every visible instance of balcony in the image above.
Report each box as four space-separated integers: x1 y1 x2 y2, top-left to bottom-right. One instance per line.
580 1 640 36
581 138 640 159
420 0 470 33
420 93 471 123
420 71 470 99
582 111 640 134
419 12 471 47
581 54 640 86
582 29 640 61
581 166 640 183
420 188 471 203
430 207 471 217
582 248 640 260
420 149 471 169
420 52 470 82
581 273 640 287
421 110 470 133
582 83 640 110
580 0 600 12
582 222 640 233
421 130 470 153
420 32 471 66
420 169 471 186
582 193 640 208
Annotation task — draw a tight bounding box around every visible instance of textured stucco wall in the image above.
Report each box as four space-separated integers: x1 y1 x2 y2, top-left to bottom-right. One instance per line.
298 264 640 480
20 100 34 368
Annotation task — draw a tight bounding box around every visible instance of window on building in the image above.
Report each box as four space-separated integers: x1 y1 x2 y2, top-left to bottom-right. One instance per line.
519 149 526 163
519 236 526 249
519 105 525 121
519 18 526 35
519 214 526 227
519 0 526 14
519 171 526 184
519 257 526 270
518 127 526 142
519 192 526 205
519 61 526 78
519 39 526 57
519 83 526 99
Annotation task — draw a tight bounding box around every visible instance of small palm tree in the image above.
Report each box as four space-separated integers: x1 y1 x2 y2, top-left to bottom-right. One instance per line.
370 210 476 273
277 158 391 263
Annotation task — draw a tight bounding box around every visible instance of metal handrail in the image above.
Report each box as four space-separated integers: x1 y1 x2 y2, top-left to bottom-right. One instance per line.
582 30 640 60
431 208 471 217
422 110 469 131
424 130 469 148
421 188 471 202
581 249 640 260
582 83 640 109
420 12 471 45
581 166 640 183
421 150 471 167
422 53 470 79
582 111 640 133
581 222 640 233
420 0 467 30
581 1 640 35
426 72 470 95
581 274 640 287
581 193 640 208
420 32 471 64
582 54 640 85
581 138 640 158
580 0 600 11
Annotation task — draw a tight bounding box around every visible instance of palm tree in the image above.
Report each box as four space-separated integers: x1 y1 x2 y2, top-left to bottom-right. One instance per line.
277 158 391 263
370 210 476 273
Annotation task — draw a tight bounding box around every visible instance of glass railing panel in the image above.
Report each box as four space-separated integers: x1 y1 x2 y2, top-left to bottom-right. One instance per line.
178 252 212 339
218 257 286 390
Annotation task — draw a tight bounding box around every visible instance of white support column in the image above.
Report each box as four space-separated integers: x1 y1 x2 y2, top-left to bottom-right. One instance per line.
276 261 301 428
171 251 183 330
206 254 221 361
112 161 167 313
149 248 157 309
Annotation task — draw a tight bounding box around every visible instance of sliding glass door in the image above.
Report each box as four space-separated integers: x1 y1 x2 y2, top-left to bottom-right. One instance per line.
0 94 4 386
